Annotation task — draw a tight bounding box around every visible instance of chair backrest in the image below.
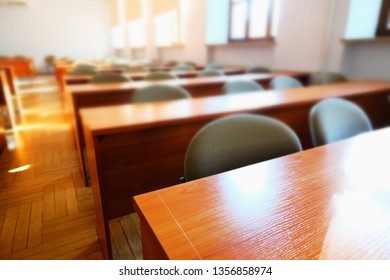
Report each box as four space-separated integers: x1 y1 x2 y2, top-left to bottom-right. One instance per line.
269 76 303 90
197 70 224 77
89 72 131 84
68 64 98 76
309 98 373 147
184 114 302 181
310 72 348 85
131 84 191 103
164 60 179 67
222 80 263 95
182 61 197 68
144 61 161 68
143 71 177 81
246 66 270 73
205 63 223 70
172 64 195 72
112 63 146 73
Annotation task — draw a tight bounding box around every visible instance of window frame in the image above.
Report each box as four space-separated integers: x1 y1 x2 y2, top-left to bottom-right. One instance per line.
376 0 390 36
228 0 274 43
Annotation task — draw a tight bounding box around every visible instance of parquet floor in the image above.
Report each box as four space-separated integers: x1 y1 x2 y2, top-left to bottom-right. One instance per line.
0 76 142 260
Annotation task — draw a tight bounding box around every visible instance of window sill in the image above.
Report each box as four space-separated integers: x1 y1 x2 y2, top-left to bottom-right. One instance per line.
341 36 390 44
207 37 275 47
130 47 146 51
157 44 185 50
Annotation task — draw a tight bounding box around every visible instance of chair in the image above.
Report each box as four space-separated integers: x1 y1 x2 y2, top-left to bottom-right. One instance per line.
197 70 224 77
143 71 177 81
131 84 191 103
246 66 270 73
269 76 303 90
164 60 179 67
184 114 302 181
172 64 195 72
89 72 131 84
112 63 146 73
68 63 98 76
182 61 197 68
222 80 263 95
310 72 348 85
144 61 162 68
309 98 372 147
205 63 223 70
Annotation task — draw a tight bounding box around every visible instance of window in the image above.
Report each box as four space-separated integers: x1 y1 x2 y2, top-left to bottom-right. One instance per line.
229 0 274 42
376 0 390 36
155 9 183 47
125 0 145 48
128 19 145 48
109 0 125 49
152 0 184 47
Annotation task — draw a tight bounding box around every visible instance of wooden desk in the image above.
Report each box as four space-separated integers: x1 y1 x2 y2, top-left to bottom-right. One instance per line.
64 68 246 85
0 70 16 130
0 66 22 114
148 65 204 72
134 127 390 260
0 66 17 95
81 81 390 259
0 58 35 78
55 64 124 92
71 71 309 184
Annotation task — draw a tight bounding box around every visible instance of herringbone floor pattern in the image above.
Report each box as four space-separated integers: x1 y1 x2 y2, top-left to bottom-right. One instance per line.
0 76 142 260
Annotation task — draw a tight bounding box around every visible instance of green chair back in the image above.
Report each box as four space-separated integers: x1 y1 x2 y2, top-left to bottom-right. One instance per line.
310 72 348 85
197 70 224 77
173 64 195 72
131 84 191 103
113 64 147 73
246 66 270 73
205 63 223 70
184 114 302 181
309 98 372 147
222 80 263 95
68 64 98 76
90 73 131 84
270 76 303 90
144 71 177 81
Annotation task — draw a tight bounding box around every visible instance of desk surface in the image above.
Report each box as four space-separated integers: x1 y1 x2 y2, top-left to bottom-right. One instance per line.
64 68 246 84
81 80 390 134
68 71 308 96
134 127 390 260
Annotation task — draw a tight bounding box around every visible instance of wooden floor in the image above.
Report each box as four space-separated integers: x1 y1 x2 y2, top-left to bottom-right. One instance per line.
0 76 142 260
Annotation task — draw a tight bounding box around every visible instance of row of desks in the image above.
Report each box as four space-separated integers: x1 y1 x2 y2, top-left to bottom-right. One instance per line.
67 71 309 184
134 126 390 260
79 80 390 259
56 63 205 91
63 68 247 85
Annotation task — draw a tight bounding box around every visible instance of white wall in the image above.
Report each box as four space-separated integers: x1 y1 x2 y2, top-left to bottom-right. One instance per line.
0 0 112 71
272 0 331 71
